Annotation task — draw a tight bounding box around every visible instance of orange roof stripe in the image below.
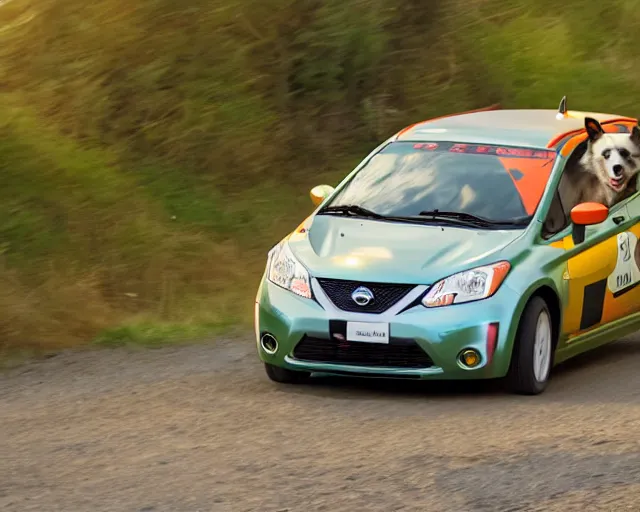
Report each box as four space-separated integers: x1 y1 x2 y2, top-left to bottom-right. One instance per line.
396 103 502 137
547 116 637 149
394 107 638 149
558 120 637 157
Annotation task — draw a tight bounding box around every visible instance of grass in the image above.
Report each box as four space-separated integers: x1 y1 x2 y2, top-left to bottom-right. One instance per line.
92 320 240 348
3 0 640 353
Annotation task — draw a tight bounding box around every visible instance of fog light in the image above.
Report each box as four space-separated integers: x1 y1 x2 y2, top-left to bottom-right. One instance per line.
260 333 278 355
459 349 481 369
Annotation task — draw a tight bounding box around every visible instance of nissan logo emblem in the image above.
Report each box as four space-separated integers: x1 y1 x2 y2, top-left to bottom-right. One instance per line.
351 286 374 306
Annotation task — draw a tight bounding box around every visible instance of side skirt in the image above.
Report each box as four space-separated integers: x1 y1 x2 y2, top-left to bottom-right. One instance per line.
554 312 640 365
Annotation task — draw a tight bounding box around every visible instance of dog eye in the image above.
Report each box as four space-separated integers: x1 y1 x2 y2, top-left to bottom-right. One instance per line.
619 148 630 158
602 149 611 159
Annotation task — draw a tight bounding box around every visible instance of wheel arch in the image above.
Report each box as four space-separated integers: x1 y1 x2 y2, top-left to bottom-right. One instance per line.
507 279 563 356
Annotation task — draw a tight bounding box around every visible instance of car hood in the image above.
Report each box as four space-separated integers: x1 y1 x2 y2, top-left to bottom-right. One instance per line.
288 215 526 284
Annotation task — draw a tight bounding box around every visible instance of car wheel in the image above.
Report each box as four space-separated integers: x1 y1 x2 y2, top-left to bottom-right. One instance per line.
264 363 311 384
505 296 554 395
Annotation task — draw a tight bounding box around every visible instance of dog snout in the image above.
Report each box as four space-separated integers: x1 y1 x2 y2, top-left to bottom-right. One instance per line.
613 164 624 176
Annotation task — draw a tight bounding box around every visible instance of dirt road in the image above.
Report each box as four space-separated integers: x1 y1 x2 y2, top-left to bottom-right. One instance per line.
2 334 640 512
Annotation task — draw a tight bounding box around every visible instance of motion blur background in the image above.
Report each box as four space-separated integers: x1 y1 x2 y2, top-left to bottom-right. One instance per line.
2 0 640 352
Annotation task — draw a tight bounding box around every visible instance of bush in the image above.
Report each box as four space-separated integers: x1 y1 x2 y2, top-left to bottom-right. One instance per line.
1 0 640 349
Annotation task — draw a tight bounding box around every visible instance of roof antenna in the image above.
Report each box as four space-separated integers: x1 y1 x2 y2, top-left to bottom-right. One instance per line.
556 96 567 119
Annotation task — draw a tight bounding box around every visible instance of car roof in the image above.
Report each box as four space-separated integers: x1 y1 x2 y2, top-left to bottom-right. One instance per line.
395 108 637 150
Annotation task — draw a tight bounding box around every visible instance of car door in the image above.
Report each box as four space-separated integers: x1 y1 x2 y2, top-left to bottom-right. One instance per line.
560 202 630 339
607 183 640 317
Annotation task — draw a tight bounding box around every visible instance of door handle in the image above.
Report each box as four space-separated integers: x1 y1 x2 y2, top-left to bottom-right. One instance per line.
613 216 625 225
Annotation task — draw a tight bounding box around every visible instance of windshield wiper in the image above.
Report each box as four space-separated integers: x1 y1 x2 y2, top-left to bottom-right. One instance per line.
317 204 385 219
316 205 531 228
416 210 531 227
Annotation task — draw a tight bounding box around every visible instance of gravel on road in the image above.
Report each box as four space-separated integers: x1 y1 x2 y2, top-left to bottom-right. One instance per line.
2 334 640 511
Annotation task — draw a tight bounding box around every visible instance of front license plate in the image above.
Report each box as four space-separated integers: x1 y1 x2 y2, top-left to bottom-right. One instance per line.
346 322 390 344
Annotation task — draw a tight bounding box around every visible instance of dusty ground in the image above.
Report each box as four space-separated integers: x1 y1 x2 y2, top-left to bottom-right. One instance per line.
2 334 640 512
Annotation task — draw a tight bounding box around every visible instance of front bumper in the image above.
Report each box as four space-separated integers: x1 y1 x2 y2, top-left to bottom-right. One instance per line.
255 276 522 380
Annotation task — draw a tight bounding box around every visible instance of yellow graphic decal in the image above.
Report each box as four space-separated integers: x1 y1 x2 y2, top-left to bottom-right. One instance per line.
561 232 618 336
562 224 640 338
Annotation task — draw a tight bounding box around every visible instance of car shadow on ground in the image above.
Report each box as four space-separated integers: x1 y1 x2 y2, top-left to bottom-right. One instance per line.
276 336 640 401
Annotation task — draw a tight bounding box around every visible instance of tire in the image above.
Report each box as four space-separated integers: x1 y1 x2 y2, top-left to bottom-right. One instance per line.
264 363 311 384
505 296 555 395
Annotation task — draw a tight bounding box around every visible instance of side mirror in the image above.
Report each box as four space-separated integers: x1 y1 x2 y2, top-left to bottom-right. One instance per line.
570 202 609 244
310 184 335 207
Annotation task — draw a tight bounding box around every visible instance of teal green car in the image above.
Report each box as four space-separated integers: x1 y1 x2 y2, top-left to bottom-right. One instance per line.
255 100 640 395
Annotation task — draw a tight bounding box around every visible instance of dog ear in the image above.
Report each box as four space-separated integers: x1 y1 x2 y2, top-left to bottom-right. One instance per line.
585 117 604 142
631 124 640 146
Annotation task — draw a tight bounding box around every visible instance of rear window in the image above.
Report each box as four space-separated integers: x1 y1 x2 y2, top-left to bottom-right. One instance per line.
327 141 557 223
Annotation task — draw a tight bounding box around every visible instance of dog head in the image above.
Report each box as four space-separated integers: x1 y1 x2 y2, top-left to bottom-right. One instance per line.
581 117 640 194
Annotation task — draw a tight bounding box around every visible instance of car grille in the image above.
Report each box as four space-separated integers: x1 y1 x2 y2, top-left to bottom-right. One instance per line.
316 278 416 314
292 336 434 369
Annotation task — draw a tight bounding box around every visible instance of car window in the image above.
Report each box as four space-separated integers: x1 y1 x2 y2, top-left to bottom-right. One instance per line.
328 141 557 223
557 139 640 215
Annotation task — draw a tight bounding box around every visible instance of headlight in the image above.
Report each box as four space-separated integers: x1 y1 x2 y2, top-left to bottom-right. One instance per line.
267 240 312 299
422 261 511 308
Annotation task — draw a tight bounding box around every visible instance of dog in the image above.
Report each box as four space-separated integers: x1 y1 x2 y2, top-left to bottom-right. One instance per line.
560 117 640 210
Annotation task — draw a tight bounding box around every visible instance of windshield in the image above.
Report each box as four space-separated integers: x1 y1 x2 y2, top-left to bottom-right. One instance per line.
325 141 557 225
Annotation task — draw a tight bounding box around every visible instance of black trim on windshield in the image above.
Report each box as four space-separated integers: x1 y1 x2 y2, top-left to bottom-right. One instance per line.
317 205 533 230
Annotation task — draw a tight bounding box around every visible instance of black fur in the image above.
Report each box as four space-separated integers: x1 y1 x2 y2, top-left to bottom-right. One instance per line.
585 117 605 142
631 125 640 147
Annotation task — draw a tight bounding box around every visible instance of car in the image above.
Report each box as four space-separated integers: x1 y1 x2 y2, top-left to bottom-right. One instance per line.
254 98 640 395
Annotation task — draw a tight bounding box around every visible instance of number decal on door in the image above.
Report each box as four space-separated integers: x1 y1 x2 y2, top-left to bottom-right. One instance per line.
616 272 633 289
607 231 640 298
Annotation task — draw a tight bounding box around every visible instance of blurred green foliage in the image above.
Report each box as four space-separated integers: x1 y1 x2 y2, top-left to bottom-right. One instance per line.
2 0 640 349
